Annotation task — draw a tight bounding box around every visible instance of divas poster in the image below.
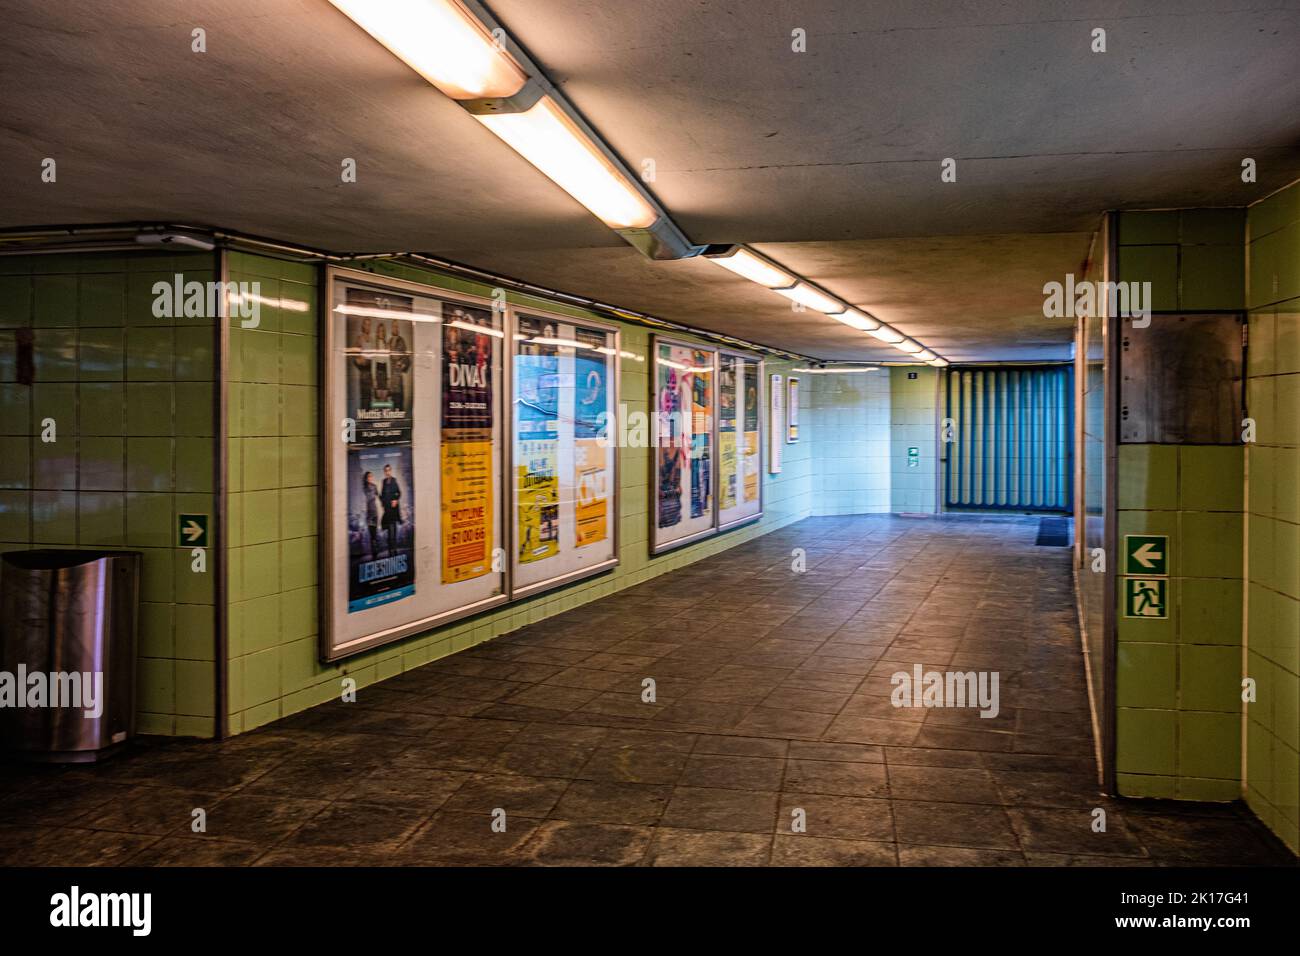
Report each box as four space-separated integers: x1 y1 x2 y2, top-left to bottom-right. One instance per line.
347 446 415 612
515 318 560 563
344 288 414 445
573 328 609 547
441 308 494 584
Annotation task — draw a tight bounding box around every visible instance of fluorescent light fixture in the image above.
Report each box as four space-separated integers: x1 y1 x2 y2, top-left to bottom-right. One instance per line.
868 325 905 344
895 340 923 353
774 282 845 314
915 349 936 361
709 248 795 288
928 357 950 367
477 96 656 229
327 0 527 100
830 308 880 332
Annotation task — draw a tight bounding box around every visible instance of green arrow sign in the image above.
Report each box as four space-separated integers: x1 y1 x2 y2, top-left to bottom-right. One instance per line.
178 513 209 548
1124 534 1168 576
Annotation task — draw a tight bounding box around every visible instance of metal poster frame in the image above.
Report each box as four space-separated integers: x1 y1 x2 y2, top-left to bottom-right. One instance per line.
716 347 766 533
786 374 800 443
320 266 510 662
506 304 621 600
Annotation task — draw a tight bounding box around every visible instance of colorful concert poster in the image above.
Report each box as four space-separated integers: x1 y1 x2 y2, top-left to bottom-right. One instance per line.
718 358 738 509
344 288 415 445
689 347 712 518
515 319 561 563
347 446 415 612
441 311 495 583
573 328 610 547
743 361 761 502
656 343 686 529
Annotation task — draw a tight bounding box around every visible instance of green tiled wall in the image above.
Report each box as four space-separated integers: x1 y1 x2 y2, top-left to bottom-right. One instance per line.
223 253 816 735
1114 444 1244 801
1244 182 1300 852
1117 208 1245 311
0 251 218 738
1112 209 1249 803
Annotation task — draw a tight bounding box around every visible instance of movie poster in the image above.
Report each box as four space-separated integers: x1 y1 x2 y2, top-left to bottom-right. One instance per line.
347 446 415 612
656 344 687 529
573 327 610 547
515 317 560 564
719 359 738 510
441 309 495 583
344 288 414 445
689 348 713 518
743 362 761 502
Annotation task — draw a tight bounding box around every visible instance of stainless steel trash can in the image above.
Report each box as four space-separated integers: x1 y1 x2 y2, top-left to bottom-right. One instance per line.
0 550 140 762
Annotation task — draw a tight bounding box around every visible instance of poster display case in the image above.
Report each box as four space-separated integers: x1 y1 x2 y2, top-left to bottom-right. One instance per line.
651 336 719 553
322 268 508 661
510 309 619 598
786 375 800 443
717 349 764 530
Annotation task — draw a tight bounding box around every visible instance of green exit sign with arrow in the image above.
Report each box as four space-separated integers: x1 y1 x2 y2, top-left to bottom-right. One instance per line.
178 513 209 548
1124 534 1168 576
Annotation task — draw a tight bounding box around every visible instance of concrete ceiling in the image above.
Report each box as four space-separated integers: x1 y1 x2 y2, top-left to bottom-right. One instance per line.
1 0 1297 360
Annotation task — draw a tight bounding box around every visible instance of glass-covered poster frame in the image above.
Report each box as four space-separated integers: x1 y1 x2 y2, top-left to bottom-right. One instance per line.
651 336 719 554
717 348 765 531
321 267 509 662
509 307 620 599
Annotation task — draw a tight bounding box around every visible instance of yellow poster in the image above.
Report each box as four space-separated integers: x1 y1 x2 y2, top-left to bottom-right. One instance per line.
719 431 737 509
517 439 559 563
743 430 759 502
574 437 608 547
441 438 493 583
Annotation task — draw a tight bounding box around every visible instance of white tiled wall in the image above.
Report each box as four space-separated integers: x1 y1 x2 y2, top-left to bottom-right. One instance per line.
890 367 940 513
805 370 892 515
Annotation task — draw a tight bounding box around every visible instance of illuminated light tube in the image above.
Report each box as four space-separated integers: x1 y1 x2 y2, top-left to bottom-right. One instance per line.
928 357 950 367
449 318 503 337
830 308 881 332
774 282 845 314
336 303 440 322
915 349 936 361
868 325 905 344
327 0 527 100
529 336 591 349
709 248 795 288
895 340 923 353
793 366 879 374
477 96 657 229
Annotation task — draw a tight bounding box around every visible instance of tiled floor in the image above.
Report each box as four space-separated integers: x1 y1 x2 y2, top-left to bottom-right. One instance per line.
1 515 1292 866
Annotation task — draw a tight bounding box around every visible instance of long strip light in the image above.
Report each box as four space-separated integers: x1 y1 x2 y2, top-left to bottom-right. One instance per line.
704 244 948 365
328 0 688 253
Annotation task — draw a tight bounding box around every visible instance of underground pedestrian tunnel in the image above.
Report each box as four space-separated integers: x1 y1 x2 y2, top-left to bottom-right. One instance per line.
0 0 1296 873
